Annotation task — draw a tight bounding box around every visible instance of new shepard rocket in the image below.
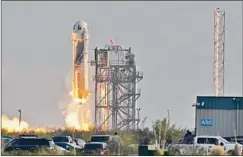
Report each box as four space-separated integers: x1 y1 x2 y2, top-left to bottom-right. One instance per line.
72 21 89 104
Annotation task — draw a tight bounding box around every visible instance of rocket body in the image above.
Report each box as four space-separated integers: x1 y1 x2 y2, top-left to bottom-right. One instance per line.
72 21 89 103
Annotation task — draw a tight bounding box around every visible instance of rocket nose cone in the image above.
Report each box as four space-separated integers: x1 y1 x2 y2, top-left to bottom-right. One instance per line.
73 20 88 34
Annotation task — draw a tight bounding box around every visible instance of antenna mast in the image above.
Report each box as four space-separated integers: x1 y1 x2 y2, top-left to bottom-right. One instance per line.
213 8 225 96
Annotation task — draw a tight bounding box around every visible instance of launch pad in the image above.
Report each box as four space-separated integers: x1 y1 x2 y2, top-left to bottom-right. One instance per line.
91 45 143 131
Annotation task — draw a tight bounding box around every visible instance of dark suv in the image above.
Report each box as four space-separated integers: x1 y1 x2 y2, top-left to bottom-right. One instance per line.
4 138 55 152
83 142 109 155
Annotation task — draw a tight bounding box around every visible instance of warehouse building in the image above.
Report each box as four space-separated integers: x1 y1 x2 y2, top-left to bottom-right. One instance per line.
194 96 243 137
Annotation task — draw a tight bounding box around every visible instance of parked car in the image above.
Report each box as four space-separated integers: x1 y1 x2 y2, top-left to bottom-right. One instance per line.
83 142 109 155
2 136 13 144
168 135 243 155
90 134 123 153
1 136 13 152
73 138 86 148
4 137 55 152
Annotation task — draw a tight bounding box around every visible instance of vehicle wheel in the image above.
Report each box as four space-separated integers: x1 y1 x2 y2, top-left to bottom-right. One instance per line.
227 150 233 156
174 150 181 156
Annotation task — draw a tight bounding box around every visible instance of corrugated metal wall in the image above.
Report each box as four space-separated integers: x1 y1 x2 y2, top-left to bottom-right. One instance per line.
196 110 243 137
195 96 243 137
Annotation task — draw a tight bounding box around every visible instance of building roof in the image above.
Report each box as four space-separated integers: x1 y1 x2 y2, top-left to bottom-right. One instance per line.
196 96 243 110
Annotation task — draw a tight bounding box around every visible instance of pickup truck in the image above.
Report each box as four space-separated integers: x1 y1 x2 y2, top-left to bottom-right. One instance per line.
168 135 243 155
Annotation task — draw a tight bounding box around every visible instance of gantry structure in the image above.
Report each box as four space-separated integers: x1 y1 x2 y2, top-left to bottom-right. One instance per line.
213 8 225 96
92 44 143 131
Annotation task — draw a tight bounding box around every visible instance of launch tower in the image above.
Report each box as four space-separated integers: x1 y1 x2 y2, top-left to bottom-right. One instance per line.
213 8 225 96
92 44 143 131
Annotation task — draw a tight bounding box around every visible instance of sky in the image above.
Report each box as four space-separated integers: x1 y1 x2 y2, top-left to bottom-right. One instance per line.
2 1 242 129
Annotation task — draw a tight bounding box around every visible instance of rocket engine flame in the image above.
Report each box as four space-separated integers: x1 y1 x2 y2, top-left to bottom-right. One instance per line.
63 91 92 131
1 115 47 133
1 114 29 132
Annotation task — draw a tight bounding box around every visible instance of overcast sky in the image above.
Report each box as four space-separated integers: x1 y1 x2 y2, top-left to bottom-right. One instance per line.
2 1 242 129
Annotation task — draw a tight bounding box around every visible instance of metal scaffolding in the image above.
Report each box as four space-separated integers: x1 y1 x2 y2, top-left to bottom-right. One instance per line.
92 45 143 131
213 8 225 96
